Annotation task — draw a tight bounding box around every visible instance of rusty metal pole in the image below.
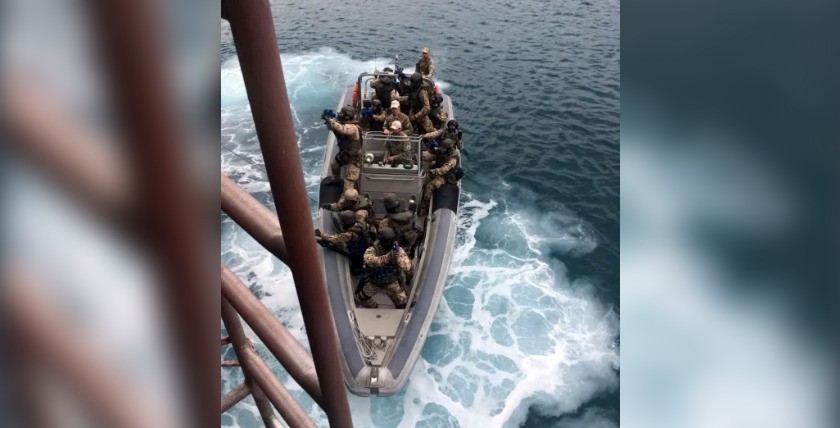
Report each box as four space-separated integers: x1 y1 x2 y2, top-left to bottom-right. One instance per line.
221 265 322 405
221 174 288 261
221 382 251 414
221 298 283 427
222 298 317 428
223 1 354 426
237 347 318 428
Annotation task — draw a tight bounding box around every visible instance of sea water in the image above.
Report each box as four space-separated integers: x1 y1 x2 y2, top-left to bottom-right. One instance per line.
220 1 619 426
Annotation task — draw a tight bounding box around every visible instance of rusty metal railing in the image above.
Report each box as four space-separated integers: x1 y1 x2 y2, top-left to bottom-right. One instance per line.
221 0 354 426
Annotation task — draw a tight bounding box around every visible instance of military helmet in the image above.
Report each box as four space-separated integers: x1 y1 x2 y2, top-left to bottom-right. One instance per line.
439 138 455 152
372 99 382 109
378 227 396 242
338 210 356 227
447 119 459 130
362 99 372 108
342 188 359 202
339 106 356 121
383 67 394 73
409 72 422 86
433 93 444 105
383 193 400 210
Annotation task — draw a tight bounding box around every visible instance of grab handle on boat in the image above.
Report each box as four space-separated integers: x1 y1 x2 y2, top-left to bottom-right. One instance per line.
364 175 415 182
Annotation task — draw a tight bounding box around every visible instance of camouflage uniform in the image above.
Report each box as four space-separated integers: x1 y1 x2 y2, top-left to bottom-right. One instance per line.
421 148 460 204
325 195 373 221
380 211 419 250
371 77 397 107
429 106 448 130
357 243 411 308
416 57 436 79
381 111 414 136
384 133 413 164
327 119 363 192
422 127 463 150
319 220 369 254
369 106 385 132
399 86 435 134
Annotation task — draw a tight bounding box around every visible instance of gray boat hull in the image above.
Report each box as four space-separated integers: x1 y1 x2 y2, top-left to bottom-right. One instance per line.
317 86 460 396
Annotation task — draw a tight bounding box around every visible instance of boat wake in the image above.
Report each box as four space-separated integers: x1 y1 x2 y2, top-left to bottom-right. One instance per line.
220 49 618 428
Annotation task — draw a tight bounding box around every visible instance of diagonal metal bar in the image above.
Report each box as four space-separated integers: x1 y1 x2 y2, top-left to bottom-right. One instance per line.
222 298 316 428
221 298 282 427
221 265 323 406
220 382 251 414
221 174 288 262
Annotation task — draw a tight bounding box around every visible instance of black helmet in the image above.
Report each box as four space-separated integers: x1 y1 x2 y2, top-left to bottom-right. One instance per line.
338 210 356 228
383 193 401 211
447 119 459 130
380 75 392 85
433 93 444 105
362 99 372 108
410 72 422 87
439 138 455 152
372 99 382 109
340 106 356 121
378 227 396 248
383 67 394 73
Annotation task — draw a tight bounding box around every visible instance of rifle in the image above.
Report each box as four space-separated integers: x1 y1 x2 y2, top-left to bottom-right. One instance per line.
394 54 407 80
316 238 354 258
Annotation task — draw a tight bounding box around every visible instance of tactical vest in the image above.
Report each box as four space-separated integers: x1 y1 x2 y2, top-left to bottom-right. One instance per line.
366 245 401 285
355 196 375 219
370 109 384 131
335 132 348 152
345 221 370 256
408 84 433 111
433 150 461 184
375 84 392 107
445 129 462 149
334 124 362 160
416 58 432 76
388 211 414 235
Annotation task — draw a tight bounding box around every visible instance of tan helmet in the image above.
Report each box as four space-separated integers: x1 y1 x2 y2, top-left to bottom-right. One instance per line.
342 188 360 202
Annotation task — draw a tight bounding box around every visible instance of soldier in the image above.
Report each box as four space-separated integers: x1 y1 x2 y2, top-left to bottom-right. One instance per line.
416 47 436 79
315 210 369 274
359 99 374 131
356 228 411 309
428 93 448 129
397 72 435 135
325 106 363 192
321 188 373 221
370 70 397 108
381 100 414 136
379 193 419 253
422 119 463 150
418 138 460 216
369 99 385 131
383 121 413 165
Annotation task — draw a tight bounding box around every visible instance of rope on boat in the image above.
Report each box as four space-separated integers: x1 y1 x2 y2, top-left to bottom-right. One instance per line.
352 322 379 363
